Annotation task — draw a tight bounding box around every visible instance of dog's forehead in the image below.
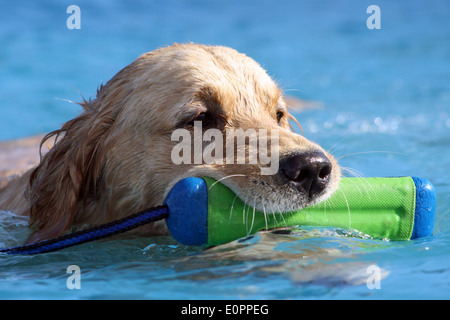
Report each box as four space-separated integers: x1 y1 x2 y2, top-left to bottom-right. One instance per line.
128 44 284 119
189 47 283 114
147 45 284 116
215 82 282 116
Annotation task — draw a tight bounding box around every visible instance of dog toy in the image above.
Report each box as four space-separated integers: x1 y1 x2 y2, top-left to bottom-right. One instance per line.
165 176 436 246
1 176 435 254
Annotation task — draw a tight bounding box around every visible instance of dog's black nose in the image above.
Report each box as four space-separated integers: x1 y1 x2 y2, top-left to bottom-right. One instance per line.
280 152 332 198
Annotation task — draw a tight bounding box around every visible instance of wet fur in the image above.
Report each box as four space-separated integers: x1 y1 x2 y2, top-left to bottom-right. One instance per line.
0 44 340 244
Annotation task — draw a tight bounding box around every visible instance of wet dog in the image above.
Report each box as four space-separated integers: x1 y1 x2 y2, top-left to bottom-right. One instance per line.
0 44 340 244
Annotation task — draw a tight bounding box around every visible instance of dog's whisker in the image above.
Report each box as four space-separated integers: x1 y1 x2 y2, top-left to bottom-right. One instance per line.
341 166 363 178
281 63 312 90
336 150 408 160
323 198 329 222
242 194 249 228
262 203 268 231
337 187 351 230
275 202 287 228
245 201 252 235
341 167 376 199
271 205 278 225
283 88 303 93
326 135 353 155
55 97 78 105
242 194 253 235
248 198 256 236
208 174 246 190
228 193 239 223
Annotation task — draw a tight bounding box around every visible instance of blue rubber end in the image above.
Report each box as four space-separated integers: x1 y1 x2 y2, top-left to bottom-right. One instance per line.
411 177 436 239
164 177 208 246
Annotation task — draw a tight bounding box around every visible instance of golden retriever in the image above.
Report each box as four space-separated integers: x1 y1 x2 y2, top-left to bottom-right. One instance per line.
0 43 340 245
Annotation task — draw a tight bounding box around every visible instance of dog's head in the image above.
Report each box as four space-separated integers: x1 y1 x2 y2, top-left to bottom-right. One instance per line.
26 44 340 243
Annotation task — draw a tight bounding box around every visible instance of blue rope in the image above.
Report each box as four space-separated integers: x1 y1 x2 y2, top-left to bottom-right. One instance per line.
1 205 169 255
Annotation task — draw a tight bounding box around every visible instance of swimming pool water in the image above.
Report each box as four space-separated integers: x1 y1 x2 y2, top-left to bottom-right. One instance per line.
1 0 449 299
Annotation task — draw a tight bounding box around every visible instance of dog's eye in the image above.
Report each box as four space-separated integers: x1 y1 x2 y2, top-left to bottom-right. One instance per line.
186 112 208 128
276 110 284 124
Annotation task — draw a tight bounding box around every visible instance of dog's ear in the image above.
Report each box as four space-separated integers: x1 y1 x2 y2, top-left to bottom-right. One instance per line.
24 99 118 244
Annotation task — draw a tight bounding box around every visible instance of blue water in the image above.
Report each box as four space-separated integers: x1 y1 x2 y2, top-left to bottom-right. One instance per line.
1 0 449 299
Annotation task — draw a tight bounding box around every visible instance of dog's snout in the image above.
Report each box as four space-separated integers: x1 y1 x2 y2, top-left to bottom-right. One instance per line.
280 152 332 198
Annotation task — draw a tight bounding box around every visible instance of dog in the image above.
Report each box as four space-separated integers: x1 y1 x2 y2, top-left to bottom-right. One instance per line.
0 43 340 245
